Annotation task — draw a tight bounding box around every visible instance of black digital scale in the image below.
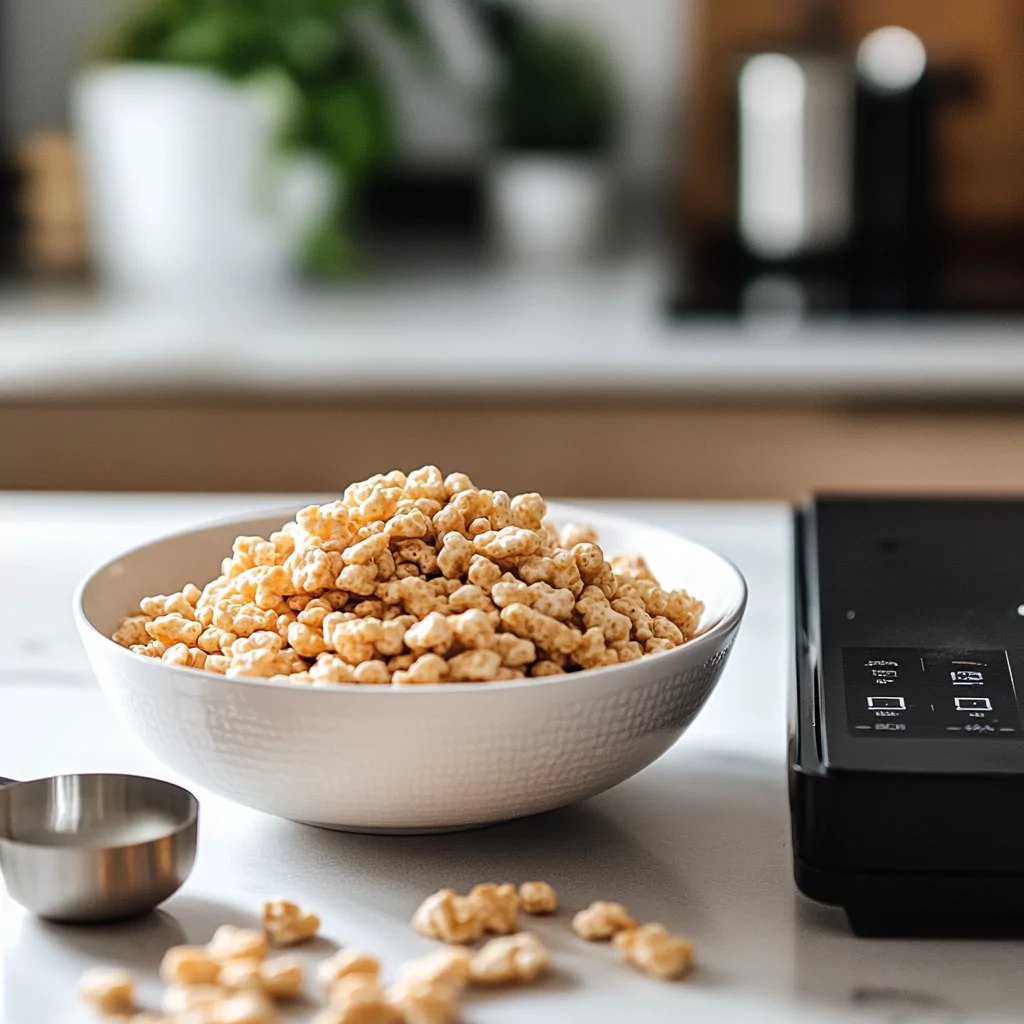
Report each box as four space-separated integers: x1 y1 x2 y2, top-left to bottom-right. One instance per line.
792 498 1024 936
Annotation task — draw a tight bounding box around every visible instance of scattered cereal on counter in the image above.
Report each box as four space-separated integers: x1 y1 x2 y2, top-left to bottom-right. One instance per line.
316 973 402 1024
262 897 320 947
613 923 694 981
467 882 519 935
162 983 226 1014
78 966 135 1014
318 949 382 992
258 958 305 1000
387 978 459 1024
572 900 638 941
394 947 472 994
468 932 550 986
205 990 279 1023
159 944 221 986
206 924 270 964
517 881 558 915
412 889 484 945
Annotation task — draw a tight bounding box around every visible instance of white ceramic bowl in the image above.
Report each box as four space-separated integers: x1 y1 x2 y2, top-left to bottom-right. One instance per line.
75 505 746 832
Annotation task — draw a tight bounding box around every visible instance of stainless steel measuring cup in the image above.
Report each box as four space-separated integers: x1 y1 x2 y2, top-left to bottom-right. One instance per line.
0 773 198 923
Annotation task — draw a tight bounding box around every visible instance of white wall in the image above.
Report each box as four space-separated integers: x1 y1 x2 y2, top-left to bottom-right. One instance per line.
2 0 691 186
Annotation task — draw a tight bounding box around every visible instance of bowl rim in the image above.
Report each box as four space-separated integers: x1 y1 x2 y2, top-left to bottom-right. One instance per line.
74 501 748 696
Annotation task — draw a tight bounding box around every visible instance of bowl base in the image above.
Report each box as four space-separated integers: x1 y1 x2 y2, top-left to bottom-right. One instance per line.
296 818 509 835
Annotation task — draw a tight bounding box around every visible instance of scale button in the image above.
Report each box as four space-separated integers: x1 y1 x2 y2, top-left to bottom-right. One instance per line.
951 670 984 684
867 696 906 710
954 696 992 712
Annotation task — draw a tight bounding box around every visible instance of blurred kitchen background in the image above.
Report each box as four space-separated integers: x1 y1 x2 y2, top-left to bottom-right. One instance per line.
1 0 1024 498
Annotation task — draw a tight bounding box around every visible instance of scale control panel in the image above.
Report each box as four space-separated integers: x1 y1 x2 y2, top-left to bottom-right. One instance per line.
843 648 1021 738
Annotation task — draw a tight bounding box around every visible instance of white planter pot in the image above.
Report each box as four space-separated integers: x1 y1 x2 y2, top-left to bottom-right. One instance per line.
72 65 336 301
488 156 610 263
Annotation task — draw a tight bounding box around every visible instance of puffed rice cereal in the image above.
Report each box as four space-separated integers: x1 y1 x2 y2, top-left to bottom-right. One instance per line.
113 468 703 685
468 932 551 986
613 922 694 980
572 900 638 941
263 897 320 947
78 966 135 1014
517 880 558 915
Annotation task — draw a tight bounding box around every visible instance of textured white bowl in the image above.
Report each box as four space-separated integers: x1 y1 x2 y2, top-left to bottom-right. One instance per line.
75 504 746 832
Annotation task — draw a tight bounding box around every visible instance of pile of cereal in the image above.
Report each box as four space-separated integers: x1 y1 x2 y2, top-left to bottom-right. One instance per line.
111 467 703 685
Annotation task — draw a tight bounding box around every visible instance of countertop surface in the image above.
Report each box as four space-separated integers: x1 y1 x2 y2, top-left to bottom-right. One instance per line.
2 261 1024 401
1 493 1022 1023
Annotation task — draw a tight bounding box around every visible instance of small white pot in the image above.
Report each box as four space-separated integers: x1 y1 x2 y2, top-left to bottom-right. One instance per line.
72 65 336 301
488 156 610 263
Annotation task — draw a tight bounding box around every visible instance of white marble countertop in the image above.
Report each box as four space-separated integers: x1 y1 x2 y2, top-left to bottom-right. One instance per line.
1 261 1024 401
1 493 1022 1024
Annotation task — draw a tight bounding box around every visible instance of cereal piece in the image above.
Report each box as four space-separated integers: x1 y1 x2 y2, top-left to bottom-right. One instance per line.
614 923 694 980
473 527 541 562
392 653 449 686
527 582 575 621
263 899 320 947
146 613 202 647
206 991 278 1023
78 966 134 1013
218 958 263 991
446 649 502 682
573 627 618 670
336 563 378 596
435 532 474 579
112 615 151 648
160 945 221 986
318 950 382 990
510 493 546 530
651 616 684 645
572 901 637 940
443 472 475 496
393 539 438 575
395 948 472 993
448 609 495 649
353 660 391 685
310 654 358 685
386 508 431 539
493 633 536 667
465 553 502 592
446 584 495 617
490 579 529 608
259 958 305 1000
208 925 269 963
468 932 549 986
287 621 328 658
645 637 676 655
404 612 453 653
500 603 580 656
518 881 558 914
205 654 231 674
412 889 484 944
387 980 458 1024
610 594 654 642
227 648 298 679
468 883 518 934
163 983 226 1014
320 974 402 1024
405 465 447 503
198 626 238 654
576 586 631 644
530 660 565 677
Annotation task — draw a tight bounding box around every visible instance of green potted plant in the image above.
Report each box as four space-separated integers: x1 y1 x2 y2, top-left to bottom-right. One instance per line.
72 0 428 298
470 0 618 262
